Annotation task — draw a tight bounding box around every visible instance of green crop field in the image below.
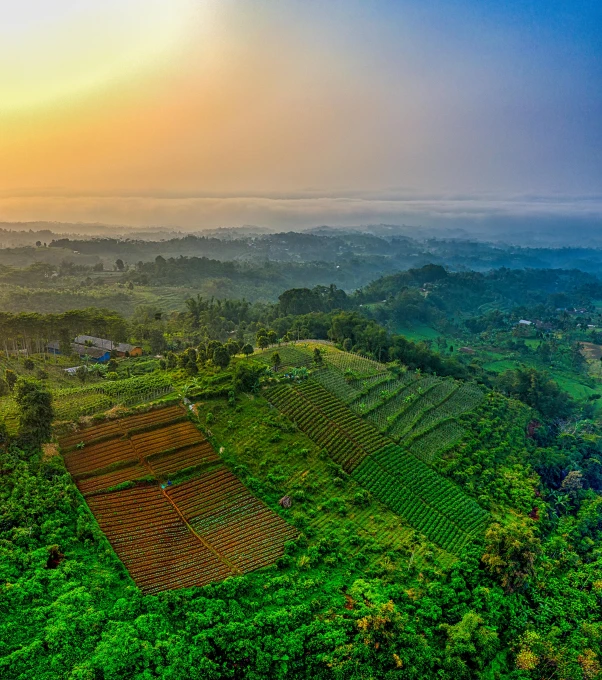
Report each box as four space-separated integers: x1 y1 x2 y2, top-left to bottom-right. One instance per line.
265 347 488 556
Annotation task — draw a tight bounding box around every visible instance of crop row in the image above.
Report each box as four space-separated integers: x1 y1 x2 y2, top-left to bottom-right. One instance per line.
360 376 439 433
295 382 389 453
53 374 174 420
119 405 186 433
403 383 484 441
353 456 474 554
323 350 388 377
64 437 136 476
147 441 219 477
131 422 204 458
60 405 186 450
371 444 489 532
60 420 123 448
407 420 466 464
268 383 384 470
255 345 313 369
167 469 297 572
387 380 458 441
312 368 363 403
353 448 488 554
268 384 369 470
77 461 147 495
87 486 231 592
352 376 426 424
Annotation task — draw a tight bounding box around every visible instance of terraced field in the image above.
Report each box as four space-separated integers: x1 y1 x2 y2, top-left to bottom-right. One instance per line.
59 405 297 593
267 382 388 471
353 444 489 553
267 380 488 554
259 344 483 465
167 468 298 572
263 345 489 555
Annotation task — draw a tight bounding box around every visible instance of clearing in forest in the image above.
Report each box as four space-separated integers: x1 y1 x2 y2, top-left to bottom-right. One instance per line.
59 405 297 593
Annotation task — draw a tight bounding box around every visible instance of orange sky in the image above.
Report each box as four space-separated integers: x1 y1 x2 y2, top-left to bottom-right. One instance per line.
1 1 600 229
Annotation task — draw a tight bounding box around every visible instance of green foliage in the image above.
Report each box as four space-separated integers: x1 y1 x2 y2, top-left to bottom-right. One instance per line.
495 366 574 419
212 345 231 370
14 378 53 447
5 369 17 391
481 518 542 592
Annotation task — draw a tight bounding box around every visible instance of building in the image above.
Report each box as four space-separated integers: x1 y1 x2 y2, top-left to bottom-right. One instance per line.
47 342 111 363
74 335 142 357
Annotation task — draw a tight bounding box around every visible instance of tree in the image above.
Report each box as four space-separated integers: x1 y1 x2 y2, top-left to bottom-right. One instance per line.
271 352 281 370
213 346 231 370
0 420 8 448
148 329 166 355
5 369 17 391
234 362 265 393
561 470 584 498
242 343 254 359
267 330 278 346
58 328 72 358
225 339 241 357
115 258 125 271
15 378 54 447
75 365 88 385
481 519 541 592
313 347 323 365
107 359 118 372
258 335 270 350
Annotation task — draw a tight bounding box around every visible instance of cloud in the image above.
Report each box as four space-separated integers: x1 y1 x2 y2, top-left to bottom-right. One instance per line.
1 192 601 234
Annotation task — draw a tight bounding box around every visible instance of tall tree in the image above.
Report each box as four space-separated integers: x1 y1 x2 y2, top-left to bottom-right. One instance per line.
15 378 54 447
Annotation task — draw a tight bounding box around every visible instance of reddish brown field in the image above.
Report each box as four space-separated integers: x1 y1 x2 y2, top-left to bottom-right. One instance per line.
167 467 298 572
59 404 297 593
87 486 231 593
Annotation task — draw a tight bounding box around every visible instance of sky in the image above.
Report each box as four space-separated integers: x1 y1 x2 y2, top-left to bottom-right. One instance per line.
0 0 601 231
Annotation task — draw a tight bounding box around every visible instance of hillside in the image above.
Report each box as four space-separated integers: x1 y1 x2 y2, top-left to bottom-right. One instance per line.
2 338 602 678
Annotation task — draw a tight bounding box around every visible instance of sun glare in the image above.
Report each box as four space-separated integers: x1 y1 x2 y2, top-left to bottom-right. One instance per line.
0 0 203 113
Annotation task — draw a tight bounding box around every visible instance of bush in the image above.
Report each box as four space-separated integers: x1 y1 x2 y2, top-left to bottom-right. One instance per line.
23 358 35 370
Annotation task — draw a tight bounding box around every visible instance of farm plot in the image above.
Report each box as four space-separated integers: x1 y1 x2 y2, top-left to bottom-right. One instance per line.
63 437 137 477
77 462 148 495
387 380 459 441
355 376 436 427
353 444 489 554
60 404 298 592
87 486 232 594
405 383 483 439
322 349 388 377
406 421 466 464
312 367 363 403
118 404 187 433
60 404 186 449
167 467 298 572
147 441 220 477
267 383 387 471
130 421 204 458
53 374 174 421
295 382 389 453
255 345 313 369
